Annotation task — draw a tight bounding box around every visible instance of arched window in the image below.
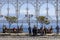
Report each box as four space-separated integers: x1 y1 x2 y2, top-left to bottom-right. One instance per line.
1 4 16 28
1 4 15 16
39 3 56 28
19 3 35 30
19 3 35 19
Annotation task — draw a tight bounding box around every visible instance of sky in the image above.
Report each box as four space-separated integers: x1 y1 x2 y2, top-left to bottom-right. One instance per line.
0 3 59 20
0 3 60 28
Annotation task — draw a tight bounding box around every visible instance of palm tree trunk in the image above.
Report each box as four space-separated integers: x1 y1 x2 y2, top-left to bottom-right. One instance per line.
41 23 43 27
9 22 11 33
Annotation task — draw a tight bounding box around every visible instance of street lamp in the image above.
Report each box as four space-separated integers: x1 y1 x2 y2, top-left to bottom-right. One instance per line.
25 14 33 27
25 0 33 27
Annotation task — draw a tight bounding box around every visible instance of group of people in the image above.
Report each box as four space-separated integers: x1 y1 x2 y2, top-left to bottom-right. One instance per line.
28 25 38 36
2 25 60 35
3 25 23 33
28 25 60 36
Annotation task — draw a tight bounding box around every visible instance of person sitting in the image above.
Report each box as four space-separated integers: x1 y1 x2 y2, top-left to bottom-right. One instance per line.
39 27 43 34
19 25 23 33
13 27 16 33
44 26 47 34
3 25 7 33
17 26 19 33
49 26 53 33
42 26 47 35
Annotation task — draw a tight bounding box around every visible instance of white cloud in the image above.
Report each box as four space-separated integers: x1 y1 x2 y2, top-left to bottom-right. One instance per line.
20 10 35 15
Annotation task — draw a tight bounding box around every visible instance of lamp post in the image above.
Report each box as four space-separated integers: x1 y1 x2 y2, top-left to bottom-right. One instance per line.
25 14 33 27
25 0 33 27
25 14 33 35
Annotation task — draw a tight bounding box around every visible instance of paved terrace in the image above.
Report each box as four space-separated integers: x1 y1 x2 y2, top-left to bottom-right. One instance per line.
0 35 60 40
0 33 59 36
0 33 60 40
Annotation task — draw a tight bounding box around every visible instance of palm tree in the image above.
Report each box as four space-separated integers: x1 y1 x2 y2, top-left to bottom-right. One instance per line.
5 16 17 29
36 16 50 27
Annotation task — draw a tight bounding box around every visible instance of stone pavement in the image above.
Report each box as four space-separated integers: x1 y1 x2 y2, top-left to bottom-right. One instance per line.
0 36 60 40
0 33 59 36
0 33 60 40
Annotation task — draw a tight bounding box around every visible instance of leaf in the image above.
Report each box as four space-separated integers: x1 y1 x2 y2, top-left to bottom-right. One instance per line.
5 16 17 24
37 16 50 25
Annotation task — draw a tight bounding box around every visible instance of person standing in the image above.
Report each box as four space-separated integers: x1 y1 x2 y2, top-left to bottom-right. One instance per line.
28 26 31 35
56 26 59 34
32 25 37 36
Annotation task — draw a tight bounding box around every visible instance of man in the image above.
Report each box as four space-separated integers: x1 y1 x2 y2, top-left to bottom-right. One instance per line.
28 26 31 35
56 26 59 34
32 25 37 36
